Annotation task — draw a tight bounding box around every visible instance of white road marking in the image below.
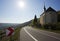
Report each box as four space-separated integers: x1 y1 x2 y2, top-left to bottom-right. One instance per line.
37 29 60 36
39 32 60 40
24 28 38 41
29 27 60 40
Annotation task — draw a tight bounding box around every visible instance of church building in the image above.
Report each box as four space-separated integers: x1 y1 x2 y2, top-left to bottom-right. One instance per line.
40 6 57 25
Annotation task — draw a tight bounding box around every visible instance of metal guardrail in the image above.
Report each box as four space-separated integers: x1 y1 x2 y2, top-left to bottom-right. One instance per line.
0 31 6 41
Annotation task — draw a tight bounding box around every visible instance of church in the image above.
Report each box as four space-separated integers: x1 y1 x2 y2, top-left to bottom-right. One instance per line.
40 6 58 25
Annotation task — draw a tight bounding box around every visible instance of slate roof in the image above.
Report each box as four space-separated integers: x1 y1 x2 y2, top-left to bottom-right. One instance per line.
46 7 56 12
40 7 56 16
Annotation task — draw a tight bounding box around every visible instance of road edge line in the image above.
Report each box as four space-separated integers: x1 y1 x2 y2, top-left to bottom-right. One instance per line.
24 28 38 41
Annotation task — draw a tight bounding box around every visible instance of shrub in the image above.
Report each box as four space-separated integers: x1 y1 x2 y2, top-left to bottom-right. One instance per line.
55 23 60 30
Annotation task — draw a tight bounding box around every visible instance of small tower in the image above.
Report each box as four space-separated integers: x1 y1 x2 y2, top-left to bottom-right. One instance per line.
44 0 46 12
44 0 46 24
44 5 46 12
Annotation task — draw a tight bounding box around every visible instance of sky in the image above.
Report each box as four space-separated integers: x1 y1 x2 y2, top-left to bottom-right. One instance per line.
0 0 60 23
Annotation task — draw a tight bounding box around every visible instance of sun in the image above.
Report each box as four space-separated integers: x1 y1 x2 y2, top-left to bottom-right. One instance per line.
18 1 25 8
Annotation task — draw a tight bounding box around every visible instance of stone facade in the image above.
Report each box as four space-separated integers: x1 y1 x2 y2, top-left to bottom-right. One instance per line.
40 7 57 25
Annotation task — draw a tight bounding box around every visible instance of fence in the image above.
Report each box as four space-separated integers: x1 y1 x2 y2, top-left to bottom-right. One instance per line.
0 30 6 41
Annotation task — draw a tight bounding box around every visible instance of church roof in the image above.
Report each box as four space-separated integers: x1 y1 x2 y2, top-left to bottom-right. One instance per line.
46 7 56 12
40 7 56 16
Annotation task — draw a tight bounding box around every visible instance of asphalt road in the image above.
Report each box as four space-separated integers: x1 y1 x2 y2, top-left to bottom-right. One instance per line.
20 26 60 41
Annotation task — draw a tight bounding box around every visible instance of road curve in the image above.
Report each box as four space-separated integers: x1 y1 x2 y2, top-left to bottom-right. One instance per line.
20 26 60 41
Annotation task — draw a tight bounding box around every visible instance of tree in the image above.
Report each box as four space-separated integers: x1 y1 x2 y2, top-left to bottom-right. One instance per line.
33 15 38 26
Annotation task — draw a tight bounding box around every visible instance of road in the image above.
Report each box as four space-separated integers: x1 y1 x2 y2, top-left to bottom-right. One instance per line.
20 26 60 41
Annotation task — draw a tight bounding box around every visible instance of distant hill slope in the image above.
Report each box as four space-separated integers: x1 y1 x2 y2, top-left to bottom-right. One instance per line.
57 11 60 22
0 20 32 29
0 23 20 29
57 11 60 14
20 20 32 27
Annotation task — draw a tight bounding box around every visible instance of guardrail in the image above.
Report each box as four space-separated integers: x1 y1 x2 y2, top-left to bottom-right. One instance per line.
0 27 20 41
0 30 13 41
0 30 6 41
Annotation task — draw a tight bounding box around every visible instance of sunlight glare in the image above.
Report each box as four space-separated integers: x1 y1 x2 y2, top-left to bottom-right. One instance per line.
18 1 25 8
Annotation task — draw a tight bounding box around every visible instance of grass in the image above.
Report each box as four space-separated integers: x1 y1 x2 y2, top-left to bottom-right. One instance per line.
12 27 22 41
33 26 60 34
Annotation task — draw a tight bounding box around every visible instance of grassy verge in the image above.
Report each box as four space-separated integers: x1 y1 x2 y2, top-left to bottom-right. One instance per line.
33 27 60 34
12 27 22 41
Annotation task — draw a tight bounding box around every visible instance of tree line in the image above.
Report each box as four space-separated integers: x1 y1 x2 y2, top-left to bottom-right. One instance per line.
31 14 60 30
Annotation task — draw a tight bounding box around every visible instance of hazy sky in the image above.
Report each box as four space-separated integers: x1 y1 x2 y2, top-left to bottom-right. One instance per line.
0 0 60 23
